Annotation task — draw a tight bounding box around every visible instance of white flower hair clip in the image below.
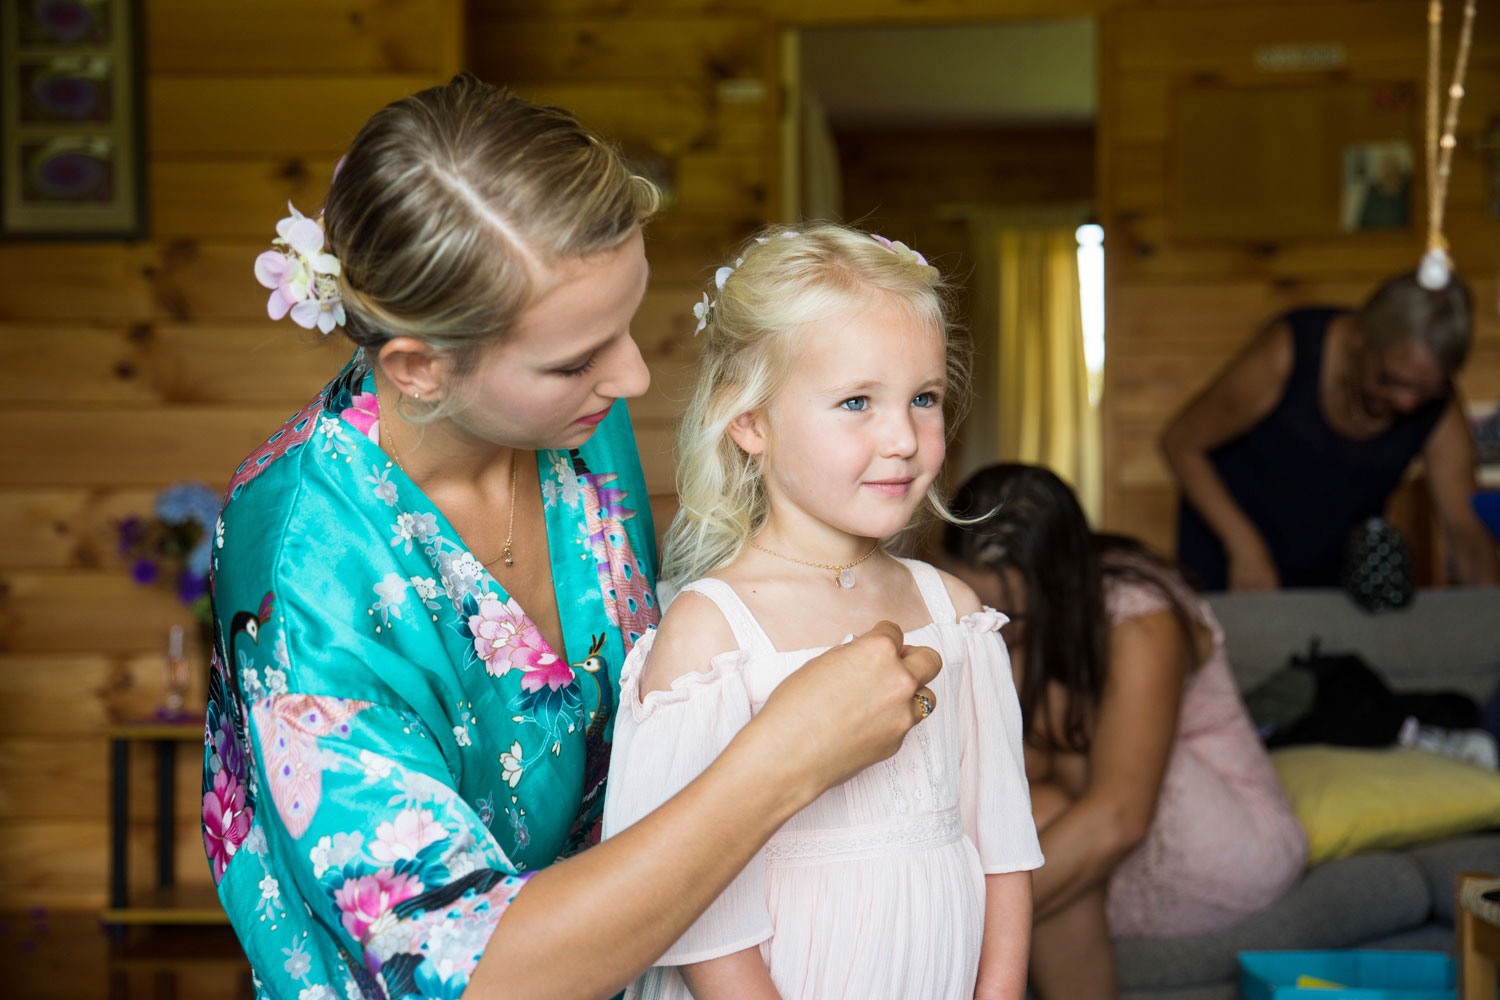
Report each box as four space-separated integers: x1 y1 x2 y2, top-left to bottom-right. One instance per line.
690 229 931 336
870 233 929 267
692 230 798 336
692 264 736 335
254 202 346 333
693 292 713 335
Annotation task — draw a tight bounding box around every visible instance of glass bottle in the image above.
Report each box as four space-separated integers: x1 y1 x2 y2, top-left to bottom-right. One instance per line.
163 624 188 717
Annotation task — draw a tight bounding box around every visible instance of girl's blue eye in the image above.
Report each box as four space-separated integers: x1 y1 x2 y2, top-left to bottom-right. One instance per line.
839 396 868 412
912 392 937 408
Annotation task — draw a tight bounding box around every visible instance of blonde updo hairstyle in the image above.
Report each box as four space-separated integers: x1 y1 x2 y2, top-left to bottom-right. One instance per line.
663 222 970 583
321 73 661 420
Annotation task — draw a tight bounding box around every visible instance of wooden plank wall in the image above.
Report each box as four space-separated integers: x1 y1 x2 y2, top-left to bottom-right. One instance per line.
468 6 777 488
5 0 1495 912
0 0 461 911
1097 0 1500 553
837 123 1096 281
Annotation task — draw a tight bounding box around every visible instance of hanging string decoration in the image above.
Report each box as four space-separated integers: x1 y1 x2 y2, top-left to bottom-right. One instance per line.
1418 0 1478 290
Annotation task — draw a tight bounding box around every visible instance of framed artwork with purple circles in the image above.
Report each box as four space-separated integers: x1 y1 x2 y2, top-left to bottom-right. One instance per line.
1 0 145 239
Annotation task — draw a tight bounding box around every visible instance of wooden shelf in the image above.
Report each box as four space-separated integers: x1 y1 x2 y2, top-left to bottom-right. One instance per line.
102 885 229 926
106 720 204 742
110 925 248 971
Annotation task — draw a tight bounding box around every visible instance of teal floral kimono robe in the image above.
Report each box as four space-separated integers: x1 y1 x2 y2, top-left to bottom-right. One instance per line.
201 355 660 999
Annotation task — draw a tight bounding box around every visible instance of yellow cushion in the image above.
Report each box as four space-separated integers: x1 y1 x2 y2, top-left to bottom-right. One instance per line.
1270 746 1500 866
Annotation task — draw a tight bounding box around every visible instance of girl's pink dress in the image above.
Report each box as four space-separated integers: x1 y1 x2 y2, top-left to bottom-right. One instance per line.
603 559 1043 1000
1103 568 1309 937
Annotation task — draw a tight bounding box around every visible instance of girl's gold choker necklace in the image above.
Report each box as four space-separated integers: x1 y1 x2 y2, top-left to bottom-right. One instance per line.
750 541 880 589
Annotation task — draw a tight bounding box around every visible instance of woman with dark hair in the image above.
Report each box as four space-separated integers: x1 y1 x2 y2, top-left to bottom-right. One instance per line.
1161 271 1499 590
941 463 1308 1000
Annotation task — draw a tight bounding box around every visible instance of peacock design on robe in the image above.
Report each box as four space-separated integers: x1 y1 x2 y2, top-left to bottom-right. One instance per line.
578 463 659 653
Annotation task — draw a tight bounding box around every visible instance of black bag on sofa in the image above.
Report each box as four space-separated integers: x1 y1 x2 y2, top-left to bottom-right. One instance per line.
1253 640 1481 748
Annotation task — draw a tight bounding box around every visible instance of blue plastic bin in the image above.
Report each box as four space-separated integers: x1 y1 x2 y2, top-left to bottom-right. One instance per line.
1239 950 1455 1000
1476 491 1500 544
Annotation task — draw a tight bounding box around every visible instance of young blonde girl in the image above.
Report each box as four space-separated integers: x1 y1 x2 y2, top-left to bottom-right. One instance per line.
603 223 1042 1000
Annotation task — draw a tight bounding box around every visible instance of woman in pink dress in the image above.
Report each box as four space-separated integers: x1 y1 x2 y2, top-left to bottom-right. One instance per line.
941 464 1308 1000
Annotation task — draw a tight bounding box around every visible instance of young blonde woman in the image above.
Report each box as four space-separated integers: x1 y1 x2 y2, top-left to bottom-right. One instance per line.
204 75 940 1000
604 225 1041 1000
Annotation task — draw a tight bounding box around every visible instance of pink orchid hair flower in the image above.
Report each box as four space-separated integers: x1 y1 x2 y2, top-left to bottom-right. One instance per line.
254 201 346 333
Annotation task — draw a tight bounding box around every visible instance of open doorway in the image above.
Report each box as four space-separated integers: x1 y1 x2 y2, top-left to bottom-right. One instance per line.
786 20 1102 518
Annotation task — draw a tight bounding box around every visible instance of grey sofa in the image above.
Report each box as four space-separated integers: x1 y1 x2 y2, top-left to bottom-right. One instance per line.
1117 587 1500 1000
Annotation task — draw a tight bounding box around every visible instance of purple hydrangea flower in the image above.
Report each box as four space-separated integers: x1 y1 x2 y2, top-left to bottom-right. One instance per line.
131 558 159 585
177 570 208 605
117 516 144 554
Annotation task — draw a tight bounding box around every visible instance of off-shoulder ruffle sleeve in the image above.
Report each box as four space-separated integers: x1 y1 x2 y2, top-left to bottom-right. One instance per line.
955 611 1045 874
602 629 774 965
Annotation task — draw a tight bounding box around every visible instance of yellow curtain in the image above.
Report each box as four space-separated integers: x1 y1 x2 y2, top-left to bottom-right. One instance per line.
986 226 1100 521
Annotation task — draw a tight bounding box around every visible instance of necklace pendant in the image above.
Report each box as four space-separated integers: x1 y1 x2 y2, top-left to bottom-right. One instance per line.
503 547 514 568
836 567 856 589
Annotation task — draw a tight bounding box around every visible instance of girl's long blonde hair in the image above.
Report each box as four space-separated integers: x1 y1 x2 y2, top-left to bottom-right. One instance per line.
662 222 969 583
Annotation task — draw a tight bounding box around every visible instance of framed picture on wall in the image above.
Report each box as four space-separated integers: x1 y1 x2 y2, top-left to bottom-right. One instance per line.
1172 82 1416 241
0 0 147 240
1341 141 1414 232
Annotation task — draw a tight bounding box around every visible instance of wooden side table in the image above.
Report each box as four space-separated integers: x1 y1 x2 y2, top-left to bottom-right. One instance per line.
102 721 229 927
1459 872 1500 1000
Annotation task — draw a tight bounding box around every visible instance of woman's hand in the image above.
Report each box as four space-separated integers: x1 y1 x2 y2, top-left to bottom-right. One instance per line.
471 621 940 1000
749 620 941 798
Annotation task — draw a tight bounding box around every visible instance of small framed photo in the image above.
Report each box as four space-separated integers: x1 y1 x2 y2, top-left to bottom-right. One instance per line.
1 0 146 240
1341 141 1414 232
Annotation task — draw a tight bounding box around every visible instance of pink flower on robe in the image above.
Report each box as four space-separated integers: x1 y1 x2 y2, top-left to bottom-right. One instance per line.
519 656 576 692
333 868 425 944
469 596 567 687
202 768 253 882
369 808 447 864
341 392 380 437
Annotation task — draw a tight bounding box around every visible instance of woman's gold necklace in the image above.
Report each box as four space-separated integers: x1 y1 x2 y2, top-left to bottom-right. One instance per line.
750 540 881 589
387 428 519 570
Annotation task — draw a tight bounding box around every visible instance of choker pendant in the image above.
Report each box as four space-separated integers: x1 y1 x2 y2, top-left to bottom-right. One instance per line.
750 541 881 588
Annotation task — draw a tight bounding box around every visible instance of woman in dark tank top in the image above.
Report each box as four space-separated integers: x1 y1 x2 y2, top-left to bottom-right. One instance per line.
1161 272 1499 590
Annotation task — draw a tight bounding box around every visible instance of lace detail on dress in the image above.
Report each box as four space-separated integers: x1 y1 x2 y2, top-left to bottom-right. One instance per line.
763 807 963 867
882 758 911 814
914 726 943 803
1105 576 1172 626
